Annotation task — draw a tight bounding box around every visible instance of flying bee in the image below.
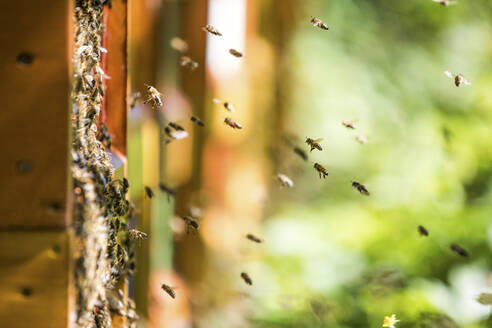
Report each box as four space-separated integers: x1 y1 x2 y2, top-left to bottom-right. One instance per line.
164 123 189 140
418 225 429 236
144 186 154 199
180 56 199 70
168 122 185 131
246 234 263 243
240 272 253 285
450 243 469 258
293 147 308 161
213 98 235 112
129 91 142 109
191 116 205 127
306 137 323 152
352 181 370 196
224 117 242 129
277 173 294 188
182 216 200 234
355 135 368 144
202 24 222 36
444 71 471 87
161 284 176 299
170 37 189 53
314 163 328 179
311 17 329 30
229 49 243 58
128 229 148 241
144 84 163 109
432 0 457 6
159 183 176 201
342 120 356 129
477 293 492 305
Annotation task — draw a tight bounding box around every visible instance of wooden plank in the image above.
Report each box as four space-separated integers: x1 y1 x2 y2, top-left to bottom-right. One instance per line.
0 230 71 328
0 1 72 228
102 1 128 156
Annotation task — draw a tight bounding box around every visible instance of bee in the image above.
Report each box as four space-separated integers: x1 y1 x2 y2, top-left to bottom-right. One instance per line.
202 24 222 36
277 173 294 188
213 98 235 112
352 181 370 196
143 84 163 109
355 135 368 144
168 122 185 131
128 229 148 240
144 186 154 199
170 37 189 53
224 117 242 129
314 163 329 179
293 147 308 161
182 216 200 234
306 138 323 152
161 284 176 299
191 116 205 127
164 123 189 140
417 225 429 236
246 234 263 243
97 122 112 148
477 293 492 305
229 49 243 58
342 120 356 129
450 243 469 258
240 272 253 285
432 0 457 6
444 71 471 87
311 17 329 30
129 91 142 109
159 183 175 201
180 56 199 70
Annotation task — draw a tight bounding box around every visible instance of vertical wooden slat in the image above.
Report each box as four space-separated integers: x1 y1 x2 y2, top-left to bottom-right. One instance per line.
0 1 72 228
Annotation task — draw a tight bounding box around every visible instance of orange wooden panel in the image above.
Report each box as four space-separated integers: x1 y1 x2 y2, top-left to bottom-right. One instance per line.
0 230 71 328
0 1 72 228
102 1 128 156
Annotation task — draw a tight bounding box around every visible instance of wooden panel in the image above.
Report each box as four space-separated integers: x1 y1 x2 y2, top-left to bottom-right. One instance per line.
102 1 128 156
0 1 71 228
0 231 71 328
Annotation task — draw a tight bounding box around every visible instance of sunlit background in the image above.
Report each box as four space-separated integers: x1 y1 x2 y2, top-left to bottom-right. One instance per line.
128 0 492 327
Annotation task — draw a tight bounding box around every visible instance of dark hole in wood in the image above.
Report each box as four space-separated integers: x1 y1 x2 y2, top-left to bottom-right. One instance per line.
20 287 33 297
16 52 34 66
52 244 61 254
47 201 63 212
16 160 32 174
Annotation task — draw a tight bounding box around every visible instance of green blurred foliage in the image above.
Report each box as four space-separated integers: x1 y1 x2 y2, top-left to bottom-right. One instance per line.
253 0 492 327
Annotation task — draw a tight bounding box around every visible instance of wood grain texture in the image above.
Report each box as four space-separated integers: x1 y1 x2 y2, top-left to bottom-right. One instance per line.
0 230 71 328
0 1 72 228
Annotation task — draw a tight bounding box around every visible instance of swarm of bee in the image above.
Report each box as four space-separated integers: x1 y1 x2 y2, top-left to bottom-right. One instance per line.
71 1 138 327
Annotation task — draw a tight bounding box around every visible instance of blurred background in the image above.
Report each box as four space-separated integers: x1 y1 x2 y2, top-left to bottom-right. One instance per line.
128 0 492 327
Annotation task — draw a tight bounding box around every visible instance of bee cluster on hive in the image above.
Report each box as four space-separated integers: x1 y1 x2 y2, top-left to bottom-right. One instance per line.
71 0 137 327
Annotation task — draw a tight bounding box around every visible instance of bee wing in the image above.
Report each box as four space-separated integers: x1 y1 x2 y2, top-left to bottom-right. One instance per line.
444 71 454 79
312 138 324 143
463 79 472 85
432 0 441 2
170 130 189 140
213 98 222 104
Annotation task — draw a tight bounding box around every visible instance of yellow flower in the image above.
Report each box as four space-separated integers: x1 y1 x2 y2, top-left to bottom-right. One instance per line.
382 314 399 327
